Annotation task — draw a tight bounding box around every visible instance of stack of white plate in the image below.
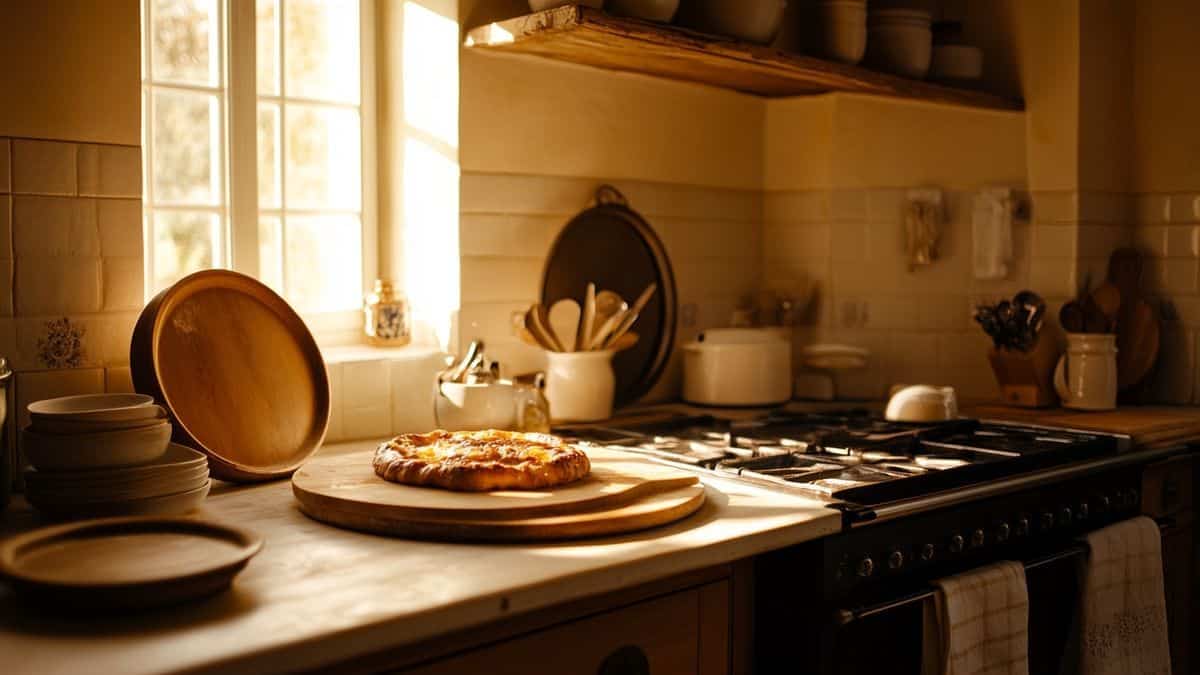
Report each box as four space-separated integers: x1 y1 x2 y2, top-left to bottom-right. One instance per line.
866 8 933 79
21 394 210 518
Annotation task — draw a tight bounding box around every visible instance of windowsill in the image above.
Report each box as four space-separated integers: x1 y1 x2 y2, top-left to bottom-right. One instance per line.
321 343 446 366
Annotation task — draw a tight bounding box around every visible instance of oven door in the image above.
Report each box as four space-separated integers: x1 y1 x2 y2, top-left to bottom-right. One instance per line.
827 546 1083 675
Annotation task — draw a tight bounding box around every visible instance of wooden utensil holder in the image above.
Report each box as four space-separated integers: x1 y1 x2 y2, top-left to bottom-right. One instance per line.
987 335 1060 407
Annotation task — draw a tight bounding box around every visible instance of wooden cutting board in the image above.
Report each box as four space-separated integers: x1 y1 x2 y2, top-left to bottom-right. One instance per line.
967 404 1200 449
292 447 706 541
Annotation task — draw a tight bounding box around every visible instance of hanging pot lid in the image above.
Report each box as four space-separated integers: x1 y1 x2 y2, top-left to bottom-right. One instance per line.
541 185 677 407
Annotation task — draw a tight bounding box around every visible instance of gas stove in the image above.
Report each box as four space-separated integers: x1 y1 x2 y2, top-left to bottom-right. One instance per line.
568 410 1130 525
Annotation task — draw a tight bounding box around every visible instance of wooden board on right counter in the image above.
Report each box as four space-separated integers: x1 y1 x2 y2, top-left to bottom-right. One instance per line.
965 405 1200 449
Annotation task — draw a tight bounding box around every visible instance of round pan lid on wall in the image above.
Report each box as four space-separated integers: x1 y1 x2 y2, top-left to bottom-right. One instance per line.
130 270 330 482
541 185 678 407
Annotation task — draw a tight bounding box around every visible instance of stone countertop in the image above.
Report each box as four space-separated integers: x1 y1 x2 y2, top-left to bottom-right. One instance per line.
0 440 840 675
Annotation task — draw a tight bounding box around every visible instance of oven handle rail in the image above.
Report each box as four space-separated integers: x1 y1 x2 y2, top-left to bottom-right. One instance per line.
832 520 1169 626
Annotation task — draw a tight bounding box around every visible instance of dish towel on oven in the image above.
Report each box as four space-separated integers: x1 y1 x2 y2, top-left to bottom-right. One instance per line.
1074 516 1171 675
922 560 1029 675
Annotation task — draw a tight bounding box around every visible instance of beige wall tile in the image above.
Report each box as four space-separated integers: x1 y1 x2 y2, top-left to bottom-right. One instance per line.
1031 224 1077 259
1031 191 1078 224
1167 193 1200 224
458 213 561 258
0 195 10 257
655 218 760 261
1078 191 1134 225
0 138 9 193
14 316 94 370
763 224 830 260
11 140 76 196
0 257 11 316
14 367 105 430
97 198 143 257
862 295 917 331
390 354 440 432
0 318 14 363
12 196 98 257
1029 258 1078 298
77 144 141 198
1171 297 1200 327
1135 193 1171 225
831 223 867 262
1158 258 1198 294
85 312 137 365
324 361 344 442
14 257 102 315
1077 223 1131 259
104 366 134 393
763 191 829 224
341 360 390 410
460 257 540 303
866 189 905 223
830 190 868 223
102 256 143 310
459 302 527 342
1135 225 1167 257
1150 322 1194 404
342 404 391 440
916 295 971 332
1165 225 1198 258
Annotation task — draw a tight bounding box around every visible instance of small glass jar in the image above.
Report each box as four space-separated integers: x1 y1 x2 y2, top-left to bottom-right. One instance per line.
363 279 411 346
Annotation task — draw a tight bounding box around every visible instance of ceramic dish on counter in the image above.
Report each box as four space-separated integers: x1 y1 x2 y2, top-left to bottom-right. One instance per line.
25 480 212 519
28 393 158 424
0 516 261 610
22 421 173 471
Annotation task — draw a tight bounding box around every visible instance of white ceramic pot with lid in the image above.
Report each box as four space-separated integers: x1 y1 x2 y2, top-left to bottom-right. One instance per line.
683 328 792 406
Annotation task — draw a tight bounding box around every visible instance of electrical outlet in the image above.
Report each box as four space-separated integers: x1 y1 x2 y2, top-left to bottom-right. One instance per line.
681 302 698 328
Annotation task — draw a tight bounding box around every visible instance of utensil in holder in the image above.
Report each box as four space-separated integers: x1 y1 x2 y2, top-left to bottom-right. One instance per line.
987 333 1060 407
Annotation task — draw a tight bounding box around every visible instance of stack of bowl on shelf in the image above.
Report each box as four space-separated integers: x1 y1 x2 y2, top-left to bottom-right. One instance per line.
21 394 210 518
865 7 933 78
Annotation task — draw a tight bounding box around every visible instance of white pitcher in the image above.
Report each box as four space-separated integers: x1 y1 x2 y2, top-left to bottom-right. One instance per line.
545 351 616 423
1053 333 1118 410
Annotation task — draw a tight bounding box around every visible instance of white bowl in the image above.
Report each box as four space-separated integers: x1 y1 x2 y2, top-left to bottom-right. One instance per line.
24 466 210 503
28 394 157 423
885 384 958 422
29 444 207 483
867 23 932 78
817 3 866 64
26 480 211 519
29 406 169 435
528 0 602 11
22 422 173 471
678 0 788 45
930 44 983 80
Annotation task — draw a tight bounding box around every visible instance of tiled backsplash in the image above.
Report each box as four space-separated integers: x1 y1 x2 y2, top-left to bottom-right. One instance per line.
0 136 143 436
1133 192 1200 404
457 171 762 400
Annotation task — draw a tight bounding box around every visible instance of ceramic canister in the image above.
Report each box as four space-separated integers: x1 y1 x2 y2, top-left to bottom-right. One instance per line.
544 351 616 423
1053 333 1118 410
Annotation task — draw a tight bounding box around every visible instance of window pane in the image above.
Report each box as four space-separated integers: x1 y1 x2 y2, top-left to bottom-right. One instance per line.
151 0 219 86
259 216 283 292
153 89 221 205
285 105 361 210
285 214 361 311
152 210 220 292
258 103 281 208
256 0 280 95
284 0 360 103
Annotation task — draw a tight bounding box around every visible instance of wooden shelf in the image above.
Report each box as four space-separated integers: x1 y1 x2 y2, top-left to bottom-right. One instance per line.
465 6 1023 112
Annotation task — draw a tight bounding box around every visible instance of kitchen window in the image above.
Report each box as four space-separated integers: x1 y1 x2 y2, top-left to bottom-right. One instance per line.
141 0 376 334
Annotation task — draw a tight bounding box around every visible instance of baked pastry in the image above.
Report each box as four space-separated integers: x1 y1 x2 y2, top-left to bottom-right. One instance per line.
373 430 591 491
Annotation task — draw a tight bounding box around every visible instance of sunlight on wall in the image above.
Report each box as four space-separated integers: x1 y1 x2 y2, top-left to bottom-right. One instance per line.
401 1 460 349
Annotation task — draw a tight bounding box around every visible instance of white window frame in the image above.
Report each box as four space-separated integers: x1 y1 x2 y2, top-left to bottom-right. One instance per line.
142 0 377 344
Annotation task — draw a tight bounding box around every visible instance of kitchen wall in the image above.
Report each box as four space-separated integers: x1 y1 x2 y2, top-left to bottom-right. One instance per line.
1129 0 1200 405
0 1 144 443
457 43 765 399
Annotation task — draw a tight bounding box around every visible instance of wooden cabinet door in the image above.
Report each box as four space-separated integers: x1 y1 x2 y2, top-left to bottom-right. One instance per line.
402 583 730 675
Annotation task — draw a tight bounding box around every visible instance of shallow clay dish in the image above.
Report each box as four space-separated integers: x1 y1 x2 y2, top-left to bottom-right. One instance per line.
0 516 261 610
131 270 330 482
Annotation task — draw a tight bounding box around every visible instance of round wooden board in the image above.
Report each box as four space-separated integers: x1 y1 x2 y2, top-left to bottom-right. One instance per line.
297 483 706 542
292 447 700 522
131 270 330 482
0 517 262 610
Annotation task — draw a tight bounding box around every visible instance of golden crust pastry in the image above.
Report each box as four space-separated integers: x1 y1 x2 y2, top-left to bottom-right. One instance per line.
372 430 591 491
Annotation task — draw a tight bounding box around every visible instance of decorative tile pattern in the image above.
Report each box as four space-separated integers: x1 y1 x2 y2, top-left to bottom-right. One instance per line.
36 317 86 369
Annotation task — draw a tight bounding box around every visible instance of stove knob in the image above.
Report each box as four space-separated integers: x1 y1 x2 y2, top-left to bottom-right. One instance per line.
1015 517 1031 537
1058 507 1073 527
970 529 986 548
920 543 936 562
888 550 905 570
1125 488 1140 509
857 557 875 578
949 534 965 554
1096 495 1112 513
1040 512 1056 531
1077 502 1090 521
995 522 1011 543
